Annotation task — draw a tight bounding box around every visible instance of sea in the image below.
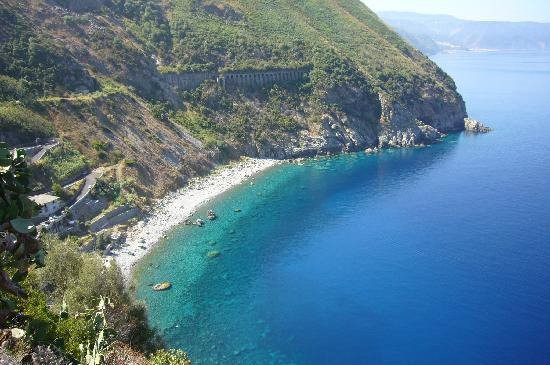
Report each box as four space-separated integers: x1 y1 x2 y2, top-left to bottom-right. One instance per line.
134 51 550 364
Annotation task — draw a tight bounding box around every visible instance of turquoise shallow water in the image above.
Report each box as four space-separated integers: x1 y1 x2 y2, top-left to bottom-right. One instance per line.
135 51 550 364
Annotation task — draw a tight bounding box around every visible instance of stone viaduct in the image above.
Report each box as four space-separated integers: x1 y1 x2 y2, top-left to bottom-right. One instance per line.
161 71 218 91
161 67 310 91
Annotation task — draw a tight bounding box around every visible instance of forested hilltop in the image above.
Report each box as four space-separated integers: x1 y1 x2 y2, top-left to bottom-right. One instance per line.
1 0 468 199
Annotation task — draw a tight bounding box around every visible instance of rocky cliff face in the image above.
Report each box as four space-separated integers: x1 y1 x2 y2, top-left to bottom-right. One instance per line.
237 84 468 159
377 89 467 148
1 0 475 198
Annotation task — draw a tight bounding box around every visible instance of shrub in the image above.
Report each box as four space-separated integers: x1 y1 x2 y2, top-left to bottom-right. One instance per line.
62 256 124 313
171 110 224 148
41 142 89 182
0 102 54 144
92 139 108 152
55 315 90 359
149 101 171 120
52 182 65 198
19 289 59 346
123 158 136 167
149 349 192 365
31 234 161 357
93 231 112 251
37 235 83 301
0 75 27 101
92 178 122 201
0 144 45 323
35 235 124 312
97 150 108 160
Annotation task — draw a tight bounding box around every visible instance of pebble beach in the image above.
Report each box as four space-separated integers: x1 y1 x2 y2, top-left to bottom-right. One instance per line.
113 157 280 280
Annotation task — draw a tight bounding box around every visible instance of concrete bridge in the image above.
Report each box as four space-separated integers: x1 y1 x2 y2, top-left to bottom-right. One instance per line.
161 67 309 91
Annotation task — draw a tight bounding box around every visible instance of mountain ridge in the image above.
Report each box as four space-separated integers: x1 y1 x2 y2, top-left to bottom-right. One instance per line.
379 11 550 54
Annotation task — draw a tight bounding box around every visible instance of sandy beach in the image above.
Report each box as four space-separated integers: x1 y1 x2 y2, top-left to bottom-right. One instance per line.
113 157 280 280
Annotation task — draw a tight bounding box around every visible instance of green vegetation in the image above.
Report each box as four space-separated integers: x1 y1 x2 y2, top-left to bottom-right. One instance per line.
92 139 110 160
38 76 132 105
0 102 54 144
0 3 96 96
127 0 453 150
113 0 172 57
38 142 89 183
0 143 190 363
35 236 124 313
92 175 143 209
51 179 84 202
149 101 171 120
0 143 45 318
149 349 192 365
162 0 454 99
0 75 28 102
18 234 161 362
172 109 225 149
52 182 64 197
172 82 307 149
2 0 461 192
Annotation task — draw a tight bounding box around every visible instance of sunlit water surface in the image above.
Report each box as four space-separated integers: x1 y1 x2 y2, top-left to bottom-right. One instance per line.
134 51 550 364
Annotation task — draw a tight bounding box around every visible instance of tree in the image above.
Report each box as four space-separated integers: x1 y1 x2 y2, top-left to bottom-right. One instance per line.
0 142 45 324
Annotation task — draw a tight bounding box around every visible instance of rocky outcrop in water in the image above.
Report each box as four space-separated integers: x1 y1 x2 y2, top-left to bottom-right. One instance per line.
464 118 491 133
249 86 469 158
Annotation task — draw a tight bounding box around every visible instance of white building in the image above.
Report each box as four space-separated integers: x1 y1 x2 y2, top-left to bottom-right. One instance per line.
30 194 65 218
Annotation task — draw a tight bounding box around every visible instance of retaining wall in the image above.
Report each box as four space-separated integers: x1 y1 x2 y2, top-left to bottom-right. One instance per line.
89 204 141 233
161 71 217 91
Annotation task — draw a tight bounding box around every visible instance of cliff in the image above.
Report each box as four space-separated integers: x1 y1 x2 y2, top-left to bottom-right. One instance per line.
0 0 469 198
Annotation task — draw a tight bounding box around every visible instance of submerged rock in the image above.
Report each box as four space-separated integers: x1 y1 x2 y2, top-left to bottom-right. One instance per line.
464 118 491 133
207 250 221 258
207 210 217 220
365 147 380 154
196 219 205 227
152 282 172 291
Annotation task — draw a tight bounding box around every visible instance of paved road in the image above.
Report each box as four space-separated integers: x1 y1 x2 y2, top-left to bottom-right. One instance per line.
73 167 105 203
31 141 59 163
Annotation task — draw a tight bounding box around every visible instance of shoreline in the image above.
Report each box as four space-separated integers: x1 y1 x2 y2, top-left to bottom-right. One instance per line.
113 157 281 280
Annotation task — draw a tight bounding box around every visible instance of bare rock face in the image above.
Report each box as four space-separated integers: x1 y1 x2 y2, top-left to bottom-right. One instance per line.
377 91 465 148
464 118 491 133
248 84 470 158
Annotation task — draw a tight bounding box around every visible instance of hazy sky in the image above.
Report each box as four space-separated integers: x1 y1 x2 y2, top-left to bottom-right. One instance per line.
361 0 550 23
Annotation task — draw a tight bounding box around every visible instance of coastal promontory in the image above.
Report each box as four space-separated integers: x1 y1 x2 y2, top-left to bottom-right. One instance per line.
2 0 471 199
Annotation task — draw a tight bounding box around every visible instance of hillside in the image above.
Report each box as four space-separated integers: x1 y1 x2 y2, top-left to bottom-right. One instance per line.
1 0 467 202
379 11 550 54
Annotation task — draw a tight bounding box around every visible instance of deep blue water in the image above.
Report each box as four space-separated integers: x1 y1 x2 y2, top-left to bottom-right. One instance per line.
135 51 550 364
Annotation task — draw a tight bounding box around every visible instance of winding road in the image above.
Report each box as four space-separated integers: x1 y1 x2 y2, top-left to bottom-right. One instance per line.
30 140 59 163
72 167 106 203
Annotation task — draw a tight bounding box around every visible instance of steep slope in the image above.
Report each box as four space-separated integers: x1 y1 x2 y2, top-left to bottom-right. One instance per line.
1 0 468 199
162 0 466 154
